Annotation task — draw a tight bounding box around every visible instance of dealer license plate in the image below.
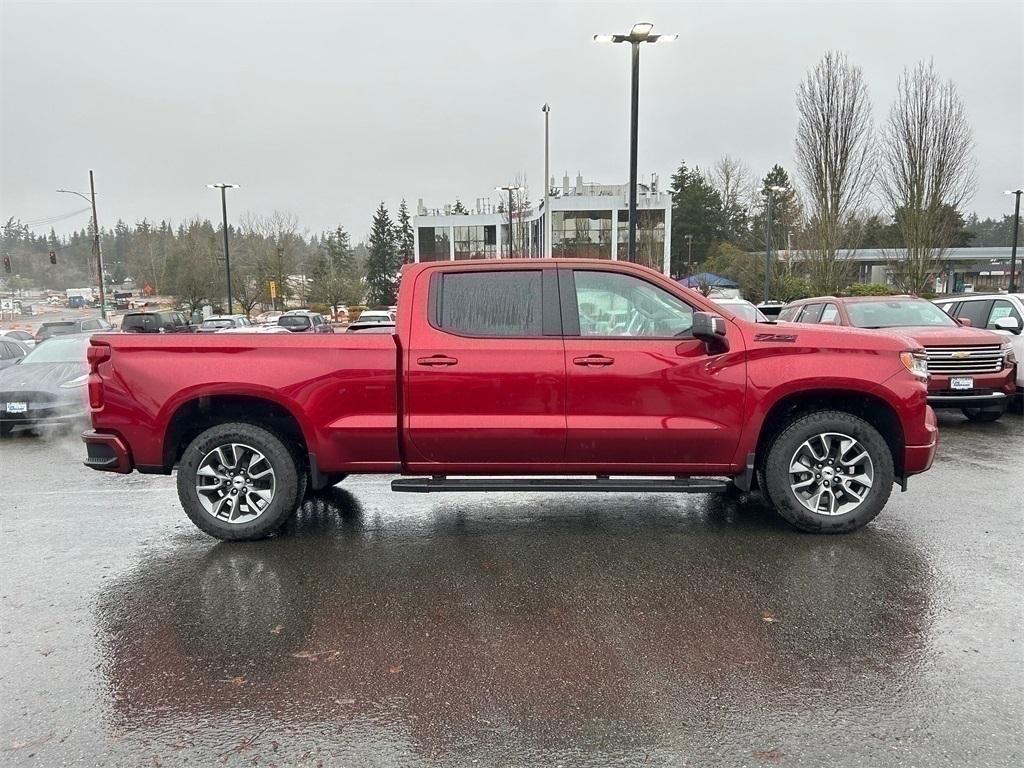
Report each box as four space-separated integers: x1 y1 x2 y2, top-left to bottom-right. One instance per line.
950 377 974 390
5 402 27 414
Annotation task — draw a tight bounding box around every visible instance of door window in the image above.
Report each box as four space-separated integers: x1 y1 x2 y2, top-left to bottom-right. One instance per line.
572 271 693 337
954 300 992 328
987 300 1022 329
819 303 840 324
777 305 801 322
797 303 824 323
436 271 543 337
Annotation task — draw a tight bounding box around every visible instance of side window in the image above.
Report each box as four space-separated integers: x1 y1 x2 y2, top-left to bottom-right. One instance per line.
777 305 801 322
572 271 693 337
81 319 98 330
437 271 543 337
797 303 824 324
938 301 958 316
819 303 840 325
955 300 991 328
0 342 11 360
987 300 1022 329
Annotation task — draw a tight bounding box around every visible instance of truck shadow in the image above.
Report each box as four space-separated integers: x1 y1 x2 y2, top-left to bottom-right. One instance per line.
94 486 934 762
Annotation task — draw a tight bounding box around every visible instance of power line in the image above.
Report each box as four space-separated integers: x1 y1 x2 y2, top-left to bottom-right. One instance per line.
20 206 92 228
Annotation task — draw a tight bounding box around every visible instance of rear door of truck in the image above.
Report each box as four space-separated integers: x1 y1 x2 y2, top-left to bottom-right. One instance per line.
404 266 566 466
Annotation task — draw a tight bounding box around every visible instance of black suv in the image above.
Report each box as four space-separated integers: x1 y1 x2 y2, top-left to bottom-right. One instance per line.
120 311 195 334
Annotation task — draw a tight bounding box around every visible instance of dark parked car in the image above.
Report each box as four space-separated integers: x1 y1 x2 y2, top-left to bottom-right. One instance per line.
0 337 30 370
120 311 195 334
36 317 112 343
0 333 91 435
277 312 334 334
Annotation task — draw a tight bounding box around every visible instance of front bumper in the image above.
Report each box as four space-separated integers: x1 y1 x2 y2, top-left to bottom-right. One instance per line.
0 404 89 431
82 430 134 473
903 405 938 476
926 370 1015 409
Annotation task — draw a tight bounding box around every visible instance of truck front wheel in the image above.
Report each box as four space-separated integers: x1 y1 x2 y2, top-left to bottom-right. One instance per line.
764 410 894 533
176 422 301 541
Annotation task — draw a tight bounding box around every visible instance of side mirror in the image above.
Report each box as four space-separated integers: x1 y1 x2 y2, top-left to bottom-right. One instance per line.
956 317 972 327
692 311 730 354
993 316 1022 334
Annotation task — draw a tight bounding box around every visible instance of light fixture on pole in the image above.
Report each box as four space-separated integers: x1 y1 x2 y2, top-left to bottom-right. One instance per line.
1006 189 1022 292
542 103 551 258
208 183 239 313
496 185 523 257
594 22 676 264
764 185 788 301
57 170 107 320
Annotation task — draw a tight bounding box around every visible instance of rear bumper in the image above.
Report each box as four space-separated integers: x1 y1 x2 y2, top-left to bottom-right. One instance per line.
903 406 938 476
82 429 134 473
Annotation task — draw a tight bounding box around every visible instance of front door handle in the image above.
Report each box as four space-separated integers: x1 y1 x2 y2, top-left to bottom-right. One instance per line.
573 354 614 367
417 355 458 367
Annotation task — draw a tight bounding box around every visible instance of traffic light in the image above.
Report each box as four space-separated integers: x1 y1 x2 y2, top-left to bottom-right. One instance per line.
49 250 57 265
3 255 10 274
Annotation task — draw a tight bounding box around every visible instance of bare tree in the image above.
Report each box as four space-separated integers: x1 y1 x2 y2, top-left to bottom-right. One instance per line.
795 51 876 294
708 155 756 217
879 60 975 294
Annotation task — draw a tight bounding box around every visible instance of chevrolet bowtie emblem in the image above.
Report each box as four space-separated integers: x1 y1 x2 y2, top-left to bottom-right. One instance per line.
951 351 970 359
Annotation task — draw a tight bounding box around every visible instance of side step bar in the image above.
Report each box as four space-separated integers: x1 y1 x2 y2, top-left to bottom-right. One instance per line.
391 477 730 494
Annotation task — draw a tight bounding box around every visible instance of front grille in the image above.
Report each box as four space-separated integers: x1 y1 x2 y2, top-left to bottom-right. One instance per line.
924 344 1005 375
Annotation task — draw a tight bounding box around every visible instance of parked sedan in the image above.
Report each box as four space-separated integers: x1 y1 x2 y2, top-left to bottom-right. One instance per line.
277 312 334 334
0 337 30 370
197 315 253 333
1 329 36 348
0 333 91 435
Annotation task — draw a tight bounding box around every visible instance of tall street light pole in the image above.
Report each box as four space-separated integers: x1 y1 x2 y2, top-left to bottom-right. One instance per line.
594 22 676 264
57 169 106 319
208 183 239 313
542 103 551 258
496 185 522 257
1006 189 1022 292
764 185 787 301
685 233 693 275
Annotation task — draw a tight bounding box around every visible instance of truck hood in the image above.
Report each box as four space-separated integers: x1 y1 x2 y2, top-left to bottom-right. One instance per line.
864 325 1005 346
766 321 919 352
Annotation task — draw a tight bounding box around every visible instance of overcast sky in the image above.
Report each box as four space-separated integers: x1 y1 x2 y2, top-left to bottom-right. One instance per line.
2 0 1021 241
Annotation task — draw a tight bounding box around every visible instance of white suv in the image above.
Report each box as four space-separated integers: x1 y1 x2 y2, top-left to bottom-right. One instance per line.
935 293 1023 410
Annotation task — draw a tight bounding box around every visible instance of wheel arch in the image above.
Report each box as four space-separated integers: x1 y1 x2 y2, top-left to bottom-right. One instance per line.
753 389 906 487
162 393 310 472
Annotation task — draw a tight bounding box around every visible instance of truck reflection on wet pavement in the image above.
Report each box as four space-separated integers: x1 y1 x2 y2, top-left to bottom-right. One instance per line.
1 412 1021 766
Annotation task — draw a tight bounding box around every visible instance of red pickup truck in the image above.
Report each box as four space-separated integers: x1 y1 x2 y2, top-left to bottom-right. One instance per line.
82 259 937 540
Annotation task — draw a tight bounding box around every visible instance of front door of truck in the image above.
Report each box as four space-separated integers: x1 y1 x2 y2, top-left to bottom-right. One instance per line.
406 267 566 466
560 268 746 471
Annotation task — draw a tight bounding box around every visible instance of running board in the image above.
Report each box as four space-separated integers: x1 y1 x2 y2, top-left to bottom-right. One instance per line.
391 477 730 494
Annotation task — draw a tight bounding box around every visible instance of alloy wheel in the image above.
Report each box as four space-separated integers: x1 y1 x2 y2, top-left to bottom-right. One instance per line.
788 432 874 516
195 443 277 524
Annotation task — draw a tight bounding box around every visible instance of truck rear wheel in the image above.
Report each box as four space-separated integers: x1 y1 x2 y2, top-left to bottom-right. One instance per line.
176 422 301 541
763 410 894 533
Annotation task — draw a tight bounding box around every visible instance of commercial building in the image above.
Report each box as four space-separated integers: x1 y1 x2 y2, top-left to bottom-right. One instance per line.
413 173 673 274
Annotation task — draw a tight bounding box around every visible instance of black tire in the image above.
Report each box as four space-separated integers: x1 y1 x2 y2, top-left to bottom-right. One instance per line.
0 421 13 437
763 410 894 534
961 404 1005 422
176 422 301 541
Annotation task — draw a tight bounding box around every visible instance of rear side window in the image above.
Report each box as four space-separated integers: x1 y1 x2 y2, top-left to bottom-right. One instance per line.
437 271 543 337
778 306 801 322
797 303 824 323
954 300 992 328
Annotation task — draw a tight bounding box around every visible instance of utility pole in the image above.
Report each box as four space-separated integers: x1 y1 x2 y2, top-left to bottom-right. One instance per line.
1007 189 1022 293
57 171 106 319
764 185 788 302
496 185 522 257
542 103 551 257
685 233 693 275
208 183 239 313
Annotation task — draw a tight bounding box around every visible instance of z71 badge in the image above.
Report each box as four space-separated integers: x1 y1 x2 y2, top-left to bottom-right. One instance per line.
753 333 798 343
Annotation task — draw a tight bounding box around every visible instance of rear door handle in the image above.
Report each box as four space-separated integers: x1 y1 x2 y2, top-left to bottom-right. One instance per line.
417 355 458 367
573 354 614 367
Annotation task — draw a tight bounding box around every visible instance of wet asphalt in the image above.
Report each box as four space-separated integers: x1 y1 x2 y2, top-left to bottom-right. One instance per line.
1 412 1022 767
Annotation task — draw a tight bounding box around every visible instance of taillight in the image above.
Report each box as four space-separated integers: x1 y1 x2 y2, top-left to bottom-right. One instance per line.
87 342 111 409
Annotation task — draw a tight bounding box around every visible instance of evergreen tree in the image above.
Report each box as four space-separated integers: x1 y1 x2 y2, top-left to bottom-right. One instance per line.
749 164 802 253
395 198 415 264
365 202 399 306
452 198 468 215
669 160 725 276
310 225 363 313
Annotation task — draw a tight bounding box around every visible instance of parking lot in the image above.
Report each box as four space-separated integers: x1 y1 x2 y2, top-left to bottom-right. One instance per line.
0 412 1021 766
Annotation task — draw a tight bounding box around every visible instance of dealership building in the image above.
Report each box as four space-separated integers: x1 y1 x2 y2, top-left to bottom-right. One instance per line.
413 173 673 274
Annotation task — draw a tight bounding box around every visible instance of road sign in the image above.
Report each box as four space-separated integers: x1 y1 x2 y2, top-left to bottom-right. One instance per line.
269 281 277 299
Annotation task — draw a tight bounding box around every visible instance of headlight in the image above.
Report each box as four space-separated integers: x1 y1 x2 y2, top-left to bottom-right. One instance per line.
900 350 929 380
59 374 89 389
1001 341 1016 368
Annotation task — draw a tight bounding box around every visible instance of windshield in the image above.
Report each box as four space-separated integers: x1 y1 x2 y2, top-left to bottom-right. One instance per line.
718 301 766 322
22 336 89 364
201 319 234 329
40 322 76 332
846 299 956 328
278 316 311 329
